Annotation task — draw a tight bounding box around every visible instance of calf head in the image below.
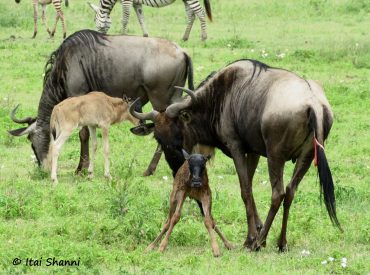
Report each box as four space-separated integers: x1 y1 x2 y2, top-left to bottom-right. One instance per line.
182 149 211 188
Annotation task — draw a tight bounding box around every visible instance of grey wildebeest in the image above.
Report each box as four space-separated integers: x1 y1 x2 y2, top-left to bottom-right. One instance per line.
49 92 139 184
130 59 341 251
146 149 232 257
8 29 193 176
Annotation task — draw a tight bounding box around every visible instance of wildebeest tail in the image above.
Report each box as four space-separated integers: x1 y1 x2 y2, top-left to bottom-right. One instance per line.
184 53 194 90
204 0 212 22
308 108 341 230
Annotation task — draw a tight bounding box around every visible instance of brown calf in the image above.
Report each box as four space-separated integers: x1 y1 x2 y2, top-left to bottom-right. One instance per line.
146 150 232 257
49 92 138 184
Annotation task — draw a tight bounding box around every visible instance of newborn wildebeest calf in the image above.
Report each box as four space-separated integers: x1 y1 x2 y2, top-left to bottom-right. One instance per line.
49 92 138 183
146 150 233 257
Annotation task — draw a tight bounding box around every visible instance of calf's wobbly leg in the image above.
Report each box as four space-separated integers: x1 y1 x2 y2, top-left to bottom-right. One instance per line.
76 127 90 175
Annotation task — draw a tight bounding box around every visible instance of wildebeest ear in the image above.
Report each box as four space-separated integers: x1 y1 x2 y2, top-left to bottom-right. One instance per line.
88 2 100 13
130 123 154 136
182 149 190 160
179 111 192 123
205 154 212 161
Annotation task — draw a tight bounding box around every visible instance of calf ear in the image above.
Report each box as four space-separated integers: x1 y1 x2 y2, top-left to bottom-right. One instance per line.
182 149 190 160
130 123 155 136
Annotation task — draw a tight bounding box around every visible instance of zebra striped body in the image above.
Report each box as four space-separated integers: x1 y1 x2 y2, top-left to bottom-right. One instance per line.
15 0 68 38
89 0 212 41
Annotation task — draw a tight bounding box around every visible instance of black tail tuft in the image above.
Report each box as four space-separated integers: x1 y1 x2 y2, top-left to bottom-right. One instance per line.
185 54 194 90
204 0 213 22
316 138 342 230
65 0 69 7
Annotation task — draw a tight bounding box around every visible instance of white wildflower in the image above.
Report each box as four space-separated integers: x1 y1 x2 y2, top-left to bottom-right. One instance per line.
321 260 328 265
355 43 359 48
162 176 168 181
250 49 255 53
261 180 268 185
217 176 224 179
341 257 347 263
276 53 286 59
227 43 232 48
341 262 347 268
301 249 311 257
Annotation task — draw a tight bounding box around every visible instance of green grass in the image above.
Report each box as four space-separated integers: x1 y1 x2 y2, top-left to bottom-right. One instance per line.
0 0 369 273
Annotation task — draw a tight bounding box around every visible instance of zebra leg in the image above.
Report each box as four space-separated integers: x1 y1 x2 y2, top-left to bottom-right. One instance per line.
32 0 38 38
133 4 149 37
41 4 51 36
121 0 133 34
182 1 196 41
186 0 207 41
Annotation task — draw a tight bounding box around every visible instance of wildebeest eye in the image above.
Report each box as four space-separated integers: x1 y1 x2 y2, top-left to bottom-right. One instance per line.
180 111 192 123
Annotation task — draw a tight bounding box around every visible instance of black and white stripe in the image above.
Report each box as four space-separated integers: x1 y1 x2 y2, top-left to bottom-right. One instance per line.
15 0 68 38
89 0 212 40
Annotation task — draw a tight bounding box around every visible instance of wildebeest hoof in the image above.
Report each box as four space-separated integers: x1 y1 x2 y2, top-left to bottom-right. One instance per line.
225 242 234 250
277 242 288 253
143 169 153 177
158 245 167 253
213 250 221 257
88 172 94 179
244 236 261 251
145 244 155 252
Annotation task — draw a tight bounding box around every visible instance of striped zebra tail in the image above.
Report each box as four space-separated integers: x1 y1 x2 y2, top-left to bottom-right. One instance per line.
204 0 212 21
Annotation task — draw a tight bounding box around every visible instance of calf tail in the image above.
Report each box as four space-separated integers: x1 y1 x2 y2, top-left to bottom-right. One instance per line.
204 0 212 22
308 108 341 230
184 53 194 90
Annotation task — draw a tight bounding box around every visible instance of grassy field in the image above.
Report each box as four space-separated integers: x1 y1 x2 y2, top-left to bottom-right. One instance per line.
0 0 369 273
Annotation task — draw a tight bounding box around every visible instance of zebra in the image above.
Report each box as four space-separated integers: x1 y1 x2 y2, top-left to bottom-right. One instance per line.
88 0 212 41
15 0 68 39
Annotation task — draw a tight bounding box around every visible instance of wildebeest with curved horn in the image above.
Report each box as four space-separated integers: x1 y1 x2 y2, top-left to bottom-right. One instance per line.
130 59 341 251
8 29 194 176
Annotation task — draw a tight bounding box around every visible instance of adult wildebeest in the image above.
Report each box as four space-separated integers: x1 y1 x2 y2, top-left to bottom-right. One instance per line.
130 59 341 251
8 29 193 176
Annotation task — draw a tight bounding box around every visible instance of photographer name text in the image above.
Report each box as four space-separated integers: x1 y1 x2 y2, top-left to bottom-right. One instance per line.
13 257 80 267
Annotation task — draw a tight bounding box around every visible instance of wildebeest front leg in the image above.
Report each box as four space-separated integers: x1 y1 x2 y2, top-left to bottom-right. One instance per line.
76 127 90 175
230 147 258 250
256 157 285 250
158 191 186 252
145 190 178 252
277 153 312 252
143 143 162 176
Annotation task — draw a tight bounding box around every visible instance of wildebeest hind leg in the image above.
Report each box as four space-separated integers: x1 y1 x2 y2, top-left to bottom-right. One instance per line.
75 127 90 175
143 143 162 176
277 152 313 252
256 157 285 250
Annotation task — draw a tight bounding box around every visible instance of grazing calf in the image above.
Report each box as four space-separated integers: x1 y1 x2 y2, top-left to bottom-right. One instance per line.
146 150 232 257
49 92 138 183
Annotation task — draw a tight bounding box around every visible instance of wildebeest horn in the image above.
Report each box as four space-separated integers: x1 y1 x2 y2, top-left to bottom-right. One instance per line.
165 87 196 118
10 104 37 125
174 86 196 102
129 98 159 122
